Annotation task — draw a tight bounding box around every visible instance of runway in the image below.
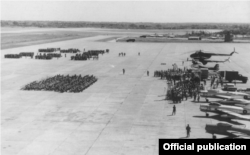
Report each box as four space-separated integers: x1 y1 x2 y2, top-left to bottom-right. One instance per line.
2 36 250 155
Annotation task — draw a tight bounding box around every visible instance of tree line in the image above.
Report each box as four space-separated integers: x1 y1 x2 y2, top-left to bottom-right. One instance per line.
1 20 250 35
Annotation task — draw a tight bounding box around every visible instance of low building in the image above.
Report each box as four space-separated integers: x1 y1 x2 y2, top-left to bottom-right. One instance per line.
224 31 233 42
188 36 202 40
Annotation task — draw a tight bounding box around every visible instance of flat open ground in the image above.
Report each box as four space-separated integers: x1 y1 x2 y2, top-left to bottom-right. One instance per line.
1 35 250 155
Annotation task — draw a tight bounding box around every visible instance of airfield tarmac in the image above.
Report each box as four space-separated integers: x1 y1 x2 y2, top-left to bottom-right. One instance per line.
1 35 250 155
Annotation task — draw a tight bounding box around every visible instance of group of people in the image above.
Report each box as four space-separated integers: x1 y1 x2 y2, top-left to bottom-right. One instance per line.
154 68 204 103
22 74 97 93
5 52 34 59
71 50 108 61
167 80 203 103
35 53 53 60
154 68 195 84
210 75 223 88
19 52 34 58
60 48 80 53
39 48 60 53
4 54 21 59
119 52 126 57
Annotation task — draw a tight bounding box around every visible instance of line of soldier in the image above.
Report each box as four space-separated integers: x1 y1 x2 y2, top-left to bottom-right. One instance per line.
5 52 34 59
60 49 80 53
5 54 22 59
35 53 62 60
39 48 60 52
22 74 97 93
71 50 107 61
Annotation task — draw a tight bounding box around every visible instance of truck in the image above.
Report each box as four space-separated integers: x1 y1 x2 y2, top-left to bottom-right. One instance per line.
219 71 248 83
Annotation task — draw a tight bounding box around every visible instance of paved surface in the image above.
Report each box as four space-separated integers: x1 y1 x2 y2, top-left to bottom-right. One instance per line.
2 36 250 155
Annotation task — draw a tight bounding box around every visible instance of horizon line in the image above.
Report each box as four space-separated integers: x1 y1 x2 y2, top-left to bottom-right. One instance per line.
2 20 250 25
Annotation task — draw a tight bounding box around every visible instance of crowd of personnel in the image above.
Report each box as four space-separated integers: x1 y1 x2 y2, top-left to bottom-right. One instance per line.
5 52 34 59
4 54 21 59
60 48 80 53
35 53 62 60
154 68 204 103
71 50 108 61
71 54 88 60
19 52 34 58
22 74 97 93
26 53 61 60
46 53 62 58
39 48 60 52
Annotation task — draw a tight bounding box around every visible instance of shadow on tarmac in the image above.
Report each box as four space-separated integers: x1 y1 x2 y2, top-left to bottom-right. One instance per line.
193 115 245 125
191 101 208 103
196 136 233 139
154 99 167 101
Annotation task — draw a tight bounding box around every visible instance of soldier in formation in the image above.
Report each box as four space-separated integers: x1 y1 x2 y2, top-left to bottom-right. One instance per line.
22 74 97 93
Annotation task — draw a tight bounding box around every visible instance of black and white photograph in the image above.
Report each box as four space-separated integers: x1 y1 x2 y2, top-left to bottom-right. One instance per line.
1 0 250 154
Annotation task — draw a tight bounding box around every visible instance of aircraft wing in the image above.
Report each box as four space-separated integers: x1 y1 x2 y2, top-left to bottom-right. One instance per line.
217 109 250 121
215 95 233 99
227 130 250 139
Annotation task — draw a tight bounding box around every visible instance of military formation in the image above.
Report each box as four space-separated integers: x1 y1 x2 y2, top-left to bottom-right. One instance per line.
60 48 80 53
5 54 22 59
22 74 97 93
71 50 108 61
5 52 34 59
39 48 60 52
5 48 110 61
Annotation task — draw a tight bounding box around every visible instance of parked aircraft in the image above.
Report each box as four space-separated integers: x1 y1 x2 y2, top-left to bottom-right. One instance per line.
208 36 219 40
212 96 250 107
200 102 250 121
191 64 219 71
187 57 230 65
237 88 250 100
190 48 237 60
205 123 250 139
188 57 230 65
200 89 248 99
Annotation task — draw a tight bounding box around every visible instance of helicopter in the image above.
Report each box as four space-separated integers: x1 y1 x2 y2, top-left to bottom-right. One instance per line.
190 48 237 60
187 57 230 65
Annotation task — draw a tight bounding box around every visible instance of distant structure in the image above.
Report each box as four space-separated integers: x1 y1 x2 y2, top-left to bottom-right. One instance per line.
126 39 135 42
188 36 202 40
224 31 233 42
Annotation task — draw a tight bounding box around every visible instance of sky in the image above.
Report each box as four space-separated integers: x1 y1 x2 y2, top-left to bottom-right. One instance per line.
1 0 250 23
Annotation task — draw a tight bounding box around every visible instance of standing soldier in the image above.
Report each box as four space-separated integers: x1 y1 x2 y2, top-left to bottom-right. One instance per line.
193 91 197 102
147 71 149 76
186 124 191 138
197 92 200 102
172 105 176 115
123 69 125 75
138 52 140 56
